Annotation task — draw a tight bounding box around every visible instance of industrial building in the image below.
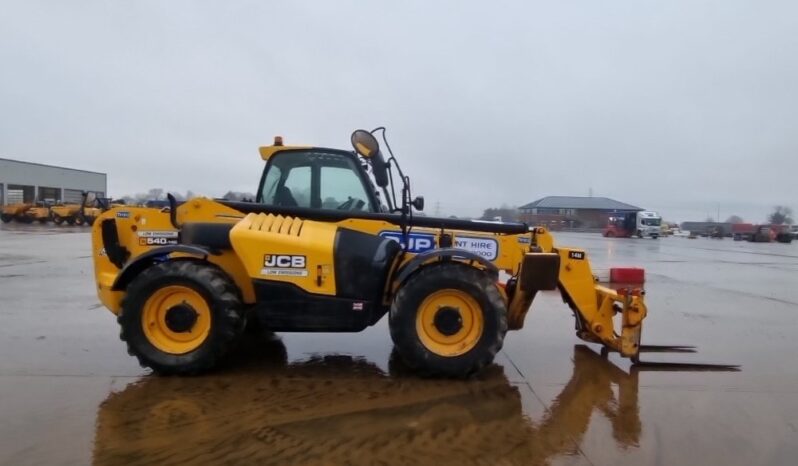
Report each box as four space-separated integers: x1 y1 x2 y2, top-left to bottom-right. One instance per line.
0 158 106 206
519 196 642 229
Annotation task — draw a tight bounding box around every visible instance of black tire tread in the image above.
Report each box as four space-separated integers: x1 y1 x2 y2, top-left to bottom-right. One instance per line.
390 263 507 378
118 260 245 375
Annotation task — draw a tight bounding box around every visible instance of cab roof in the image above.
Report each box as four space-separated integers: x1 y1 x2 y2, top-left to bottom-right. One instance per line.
258 144 313 161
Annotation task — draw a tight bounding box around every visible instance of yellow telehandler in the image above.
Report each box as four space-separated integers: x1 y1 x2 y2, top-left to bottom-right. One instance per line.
90 129 724 377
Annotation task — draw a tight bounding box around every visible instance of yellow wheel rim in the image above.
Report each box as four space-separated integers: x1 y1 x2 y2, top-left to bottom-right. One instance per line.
141 285 211 355
415 289 484 357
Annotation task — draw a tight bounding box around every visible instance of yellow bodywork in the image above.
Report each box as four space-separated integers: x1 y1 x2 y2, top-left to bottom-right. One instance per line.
2 203 32 217
51 204 81 218
25 205 51 221
91 196 648 359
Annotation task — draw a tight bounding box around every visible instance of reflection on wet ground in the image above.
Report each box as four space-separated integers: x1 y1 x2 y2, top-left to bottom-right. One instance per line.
94 336 638 466
2 229 798 465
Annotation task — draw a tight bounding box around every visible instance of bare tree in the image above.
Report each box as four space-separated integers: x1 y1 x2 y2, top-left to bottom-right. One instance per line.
222 191 256 202
147 188 164 201
768 206 794 225
480 205 518 221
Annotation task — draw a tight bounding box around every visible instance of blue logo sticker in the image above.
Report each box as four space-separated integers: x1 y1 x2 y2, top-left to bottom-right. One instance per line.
116 211 130 219
379 231 435 253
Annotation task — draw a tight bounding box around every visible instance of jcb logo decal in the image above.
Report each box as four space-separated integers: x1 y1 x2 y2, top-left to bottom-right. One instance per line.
264 255 306 268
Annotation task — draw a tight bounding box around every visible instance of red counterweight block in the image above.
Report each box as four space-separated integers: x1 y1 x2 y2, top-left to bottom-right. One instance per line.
610 267 645 284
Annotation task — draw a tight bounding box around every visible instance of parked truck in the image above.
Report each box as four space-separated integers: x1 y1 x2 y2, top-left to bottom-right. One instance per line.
602 211 661 239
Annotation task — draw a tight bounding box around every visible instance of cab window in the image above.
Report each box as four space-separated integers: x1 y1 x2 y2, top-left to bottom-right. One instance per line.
321 166 370 211
258 151 375 211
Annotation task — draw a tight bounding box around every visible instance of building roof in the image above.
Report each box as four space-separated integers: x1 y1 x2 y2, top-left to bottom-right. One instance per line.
0 157 106 177
520 196 642 211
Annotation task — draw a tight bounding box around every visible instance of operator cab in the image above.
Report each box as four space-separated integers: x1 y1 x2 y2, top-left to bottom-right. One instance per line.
257 148 381 212
256 130 423 216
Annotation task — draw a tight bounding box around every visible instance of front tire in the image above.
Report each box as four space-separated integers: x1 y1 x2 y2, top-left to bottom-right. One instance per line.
119 261 246 375
390 263 507 378
74 215 85 226
52 214 64 225
0 214 12 223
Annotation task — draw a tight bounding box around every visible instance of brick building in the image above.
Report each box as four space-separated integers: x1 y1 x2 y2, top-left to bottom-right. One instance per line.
518 196 642 230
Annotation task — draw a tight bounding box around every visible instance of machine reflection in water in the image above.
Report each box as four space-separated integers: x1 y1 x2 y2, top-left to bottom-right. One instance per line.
93 337 641 465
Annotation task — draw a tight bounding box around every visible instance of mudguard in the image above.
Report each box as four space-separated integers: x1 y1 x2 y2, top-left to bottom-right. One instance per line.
111 245 211 291
393 247 499 286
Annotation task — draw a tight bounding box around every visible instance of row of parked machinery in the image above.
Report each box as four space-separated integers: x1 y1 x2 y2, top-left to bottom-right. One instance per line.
0 192 121 226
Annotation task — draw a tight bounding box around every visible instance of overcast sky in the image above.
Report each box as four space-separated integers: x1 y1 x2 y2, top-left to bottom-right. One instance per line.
1 0 796 222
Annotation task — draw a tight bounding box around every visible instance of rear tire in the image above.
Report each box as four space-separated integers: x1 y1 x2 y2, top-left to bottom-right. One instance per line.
119 261 246 375
0 214 11 223
74 215 85 226
390 263 507 378
52 214 64 225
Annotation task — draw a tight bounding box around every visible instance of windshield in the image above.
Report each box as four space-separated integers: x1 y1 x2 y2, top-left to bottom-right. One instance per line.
258 150 376 212
642 218 661 226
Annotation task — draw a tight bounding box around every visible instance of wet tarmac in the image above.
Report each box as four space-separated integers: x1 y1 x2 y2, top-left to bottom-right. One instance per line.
1 223 797 465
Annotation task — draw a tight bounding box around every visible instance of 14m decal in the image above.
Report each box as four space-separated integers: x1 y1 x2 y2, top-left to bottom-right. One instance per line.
568 251 586 260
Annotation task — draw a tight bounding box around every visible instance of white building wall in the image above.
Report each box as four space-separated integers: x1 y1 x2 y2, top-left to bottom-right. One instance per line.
0 158 107 205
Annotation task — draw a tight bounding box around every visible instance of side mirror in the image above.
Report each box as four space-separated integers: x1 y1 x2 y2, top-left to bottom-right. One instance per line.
412 196 425 212
351 129 389 188
351 130 379 158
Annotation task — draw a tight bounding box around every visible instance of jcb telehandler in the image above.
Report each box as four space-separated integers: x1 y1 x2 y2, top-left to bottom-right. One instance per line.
91 129 669 377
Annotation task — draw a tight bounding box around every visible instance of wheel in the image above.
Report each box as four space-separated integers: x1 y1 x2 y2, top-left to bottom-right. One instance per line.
118 261 246 375
390 263 507 377
74 215 85 226
0 214 11 223
52 214 64 225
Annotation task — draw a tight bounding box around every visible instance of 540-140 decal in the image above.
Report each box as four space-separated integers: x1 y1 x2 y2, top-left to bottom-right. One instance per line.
137 231 178 246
